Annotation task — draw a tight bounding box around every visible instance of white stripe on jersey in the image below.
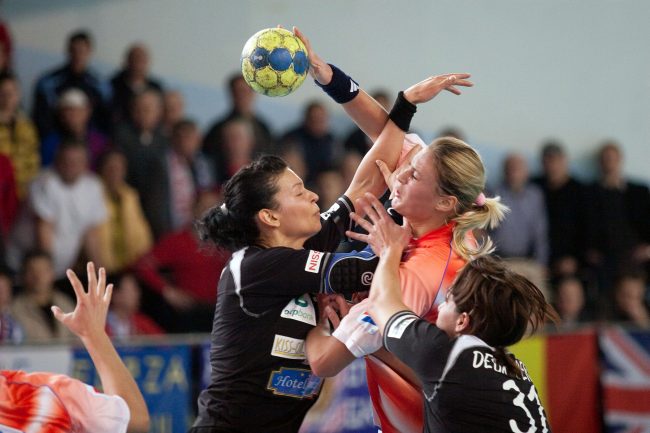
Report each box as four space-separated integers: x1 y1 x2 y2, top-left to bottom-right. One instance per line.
424 335 490 402
231 247 262 318
25 386 57 433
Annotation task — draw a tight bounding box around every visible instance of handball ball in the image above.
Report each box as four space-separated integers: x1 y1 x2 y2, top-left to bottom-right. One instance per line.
241 28 309 97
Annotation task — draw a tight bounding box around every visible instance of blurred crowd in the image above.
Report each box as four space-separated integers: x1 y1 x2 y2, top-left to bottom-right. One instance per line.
0 27 648 345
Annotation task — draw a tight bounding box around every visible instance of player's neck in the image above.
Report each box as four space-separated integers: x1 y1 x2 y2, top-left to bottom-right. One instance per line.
409 214 448 239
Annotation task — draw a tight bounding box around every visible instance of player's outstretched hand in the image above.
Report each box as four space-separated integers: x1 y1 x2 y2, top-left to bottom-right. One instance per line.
346 193 411 256
404 73 473 105
52 262 112 340
293 26 334 85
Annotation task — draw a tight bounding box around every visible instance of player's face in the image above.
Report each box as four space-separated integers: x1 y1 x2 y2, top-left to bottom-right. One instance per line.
391 149 439 220
273 168 321 241
436 292 462 337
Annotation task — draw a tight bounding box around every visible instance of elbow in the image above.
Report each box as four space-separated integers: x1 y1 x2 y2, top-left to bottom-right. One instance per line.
306 342 342 377
309 356 340 378
128 412 150 433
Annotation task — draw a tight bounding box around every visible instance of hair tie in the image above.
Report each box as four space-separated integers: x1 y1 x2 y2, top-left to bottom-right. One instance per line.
220 203 228 215
474 192 486 207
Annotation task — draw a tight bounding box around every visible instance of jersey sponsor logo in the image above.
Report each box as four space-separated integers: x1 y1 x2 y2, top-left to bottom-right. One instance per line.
281 294 317 326
357 313 379 335
271 335 306 359
267 367 323 399
361 271 374 286
304 250 324 273
387 315 417 339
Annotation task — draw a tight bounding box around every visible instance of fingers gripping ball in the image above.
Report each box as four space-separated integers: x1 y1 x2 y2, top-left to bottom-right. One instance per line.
241 28 310 97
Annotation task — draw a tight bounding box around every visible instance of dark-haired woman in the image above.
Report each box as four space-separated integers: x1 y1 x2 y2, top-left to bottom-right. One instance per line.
356 193 558 433
188 70 471 432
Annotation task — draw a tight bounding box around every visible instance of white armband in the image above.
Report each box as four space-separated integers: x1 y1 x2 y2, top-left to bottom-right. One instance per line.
332 299 383 358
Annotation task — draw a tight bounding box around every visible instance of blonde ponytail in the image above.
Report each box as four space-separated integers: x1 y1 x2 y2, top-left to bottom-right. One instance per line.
427 136 509 261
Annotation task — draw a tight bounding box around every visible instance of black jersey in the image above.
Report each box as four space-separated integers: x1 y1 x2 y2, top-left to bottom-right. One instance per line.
192 196 371 433
384 311 552 433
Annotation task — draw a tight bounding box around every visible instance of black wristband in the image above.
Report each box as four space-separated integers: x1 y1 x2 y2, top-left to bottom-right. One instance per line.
315 64 360 104
388 91 417 132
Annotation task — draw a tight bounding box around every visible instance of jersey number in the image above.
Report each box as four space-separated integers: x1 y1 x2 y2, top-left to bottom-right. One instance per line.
502 379 549 433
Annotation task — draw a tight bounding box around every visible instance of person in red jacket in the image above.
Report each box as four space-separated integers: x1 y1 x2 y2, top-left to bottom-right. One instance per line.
106 272 163 337
132 190 229 332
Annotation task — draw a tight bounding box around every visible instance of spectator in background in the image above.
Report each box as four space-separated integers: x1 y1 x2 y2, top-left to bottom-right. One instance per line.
215 118 256 186
314 167 345 209
0 72 40 199
490 153 549 297
554 276 590 328
532 141 585 278
437 125 466 141
202 73 274 174
0 17 13 74
585 141 650 294
163 119 215 231
32 30 109 138
162 89 185 137
343 89 391 156
110 43 164 125
0 267 23 343
132 190 228 333
612 269 650 328
278 142 308 182
40 88 110 169
282 100 339 184
97 149 153 273
7 141 107 279
0 154 18 267
340 151 362 187
113 89 169 238
106 272 163 338
12 251 75 342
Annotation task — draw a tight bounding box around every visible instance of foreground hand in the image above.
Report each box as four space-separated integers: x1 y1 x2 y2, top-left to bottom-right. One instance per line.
375 144 421 197
317 294 351 330
346 193 412 256
403 73 473 104
52 262 112 339
293 26 333 85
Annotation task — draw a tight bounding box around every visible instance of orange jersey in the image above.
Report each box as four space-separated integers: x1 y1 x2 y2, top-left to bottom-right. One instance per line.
0 370 129 433
368 222 467 433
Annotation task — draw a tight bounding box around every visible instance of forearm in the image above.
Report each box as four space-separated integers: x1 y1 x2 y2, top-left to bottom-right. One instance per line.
345 119 406 203
306 325 356 377
368 246 408 334
82 331 150 432
341 89 389 142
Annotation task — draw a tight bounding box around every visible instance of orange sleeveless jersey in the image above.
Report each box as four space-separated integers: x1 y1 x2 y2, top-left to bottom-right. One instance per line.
0 370 129 433
366 222 468 433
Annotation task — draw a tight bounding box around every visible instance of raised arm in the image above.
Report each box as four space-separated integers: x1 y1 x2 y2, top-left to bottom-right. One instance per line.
52 263 150 433
294 27 388 141
344 73 473 204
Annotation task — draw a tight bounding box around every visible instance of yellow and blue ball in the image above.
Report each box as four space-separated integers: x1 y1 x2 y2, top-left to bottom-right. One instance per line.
241 28 309 97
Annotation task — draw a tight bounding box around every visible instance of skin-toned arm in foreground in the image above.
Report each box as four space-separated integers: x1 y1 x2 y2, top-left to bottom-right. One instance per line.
349 193 413 333
52 263 150 433
306 294 357 377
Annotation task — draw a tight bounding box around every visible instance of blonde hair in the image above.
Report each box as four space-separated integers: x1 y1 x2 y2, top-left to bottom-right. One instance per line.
428 137 508 260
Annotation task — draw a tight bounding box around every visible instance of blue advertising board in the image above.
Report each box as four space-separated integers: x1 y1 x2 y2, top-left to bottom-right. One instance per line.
72 344 192 433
